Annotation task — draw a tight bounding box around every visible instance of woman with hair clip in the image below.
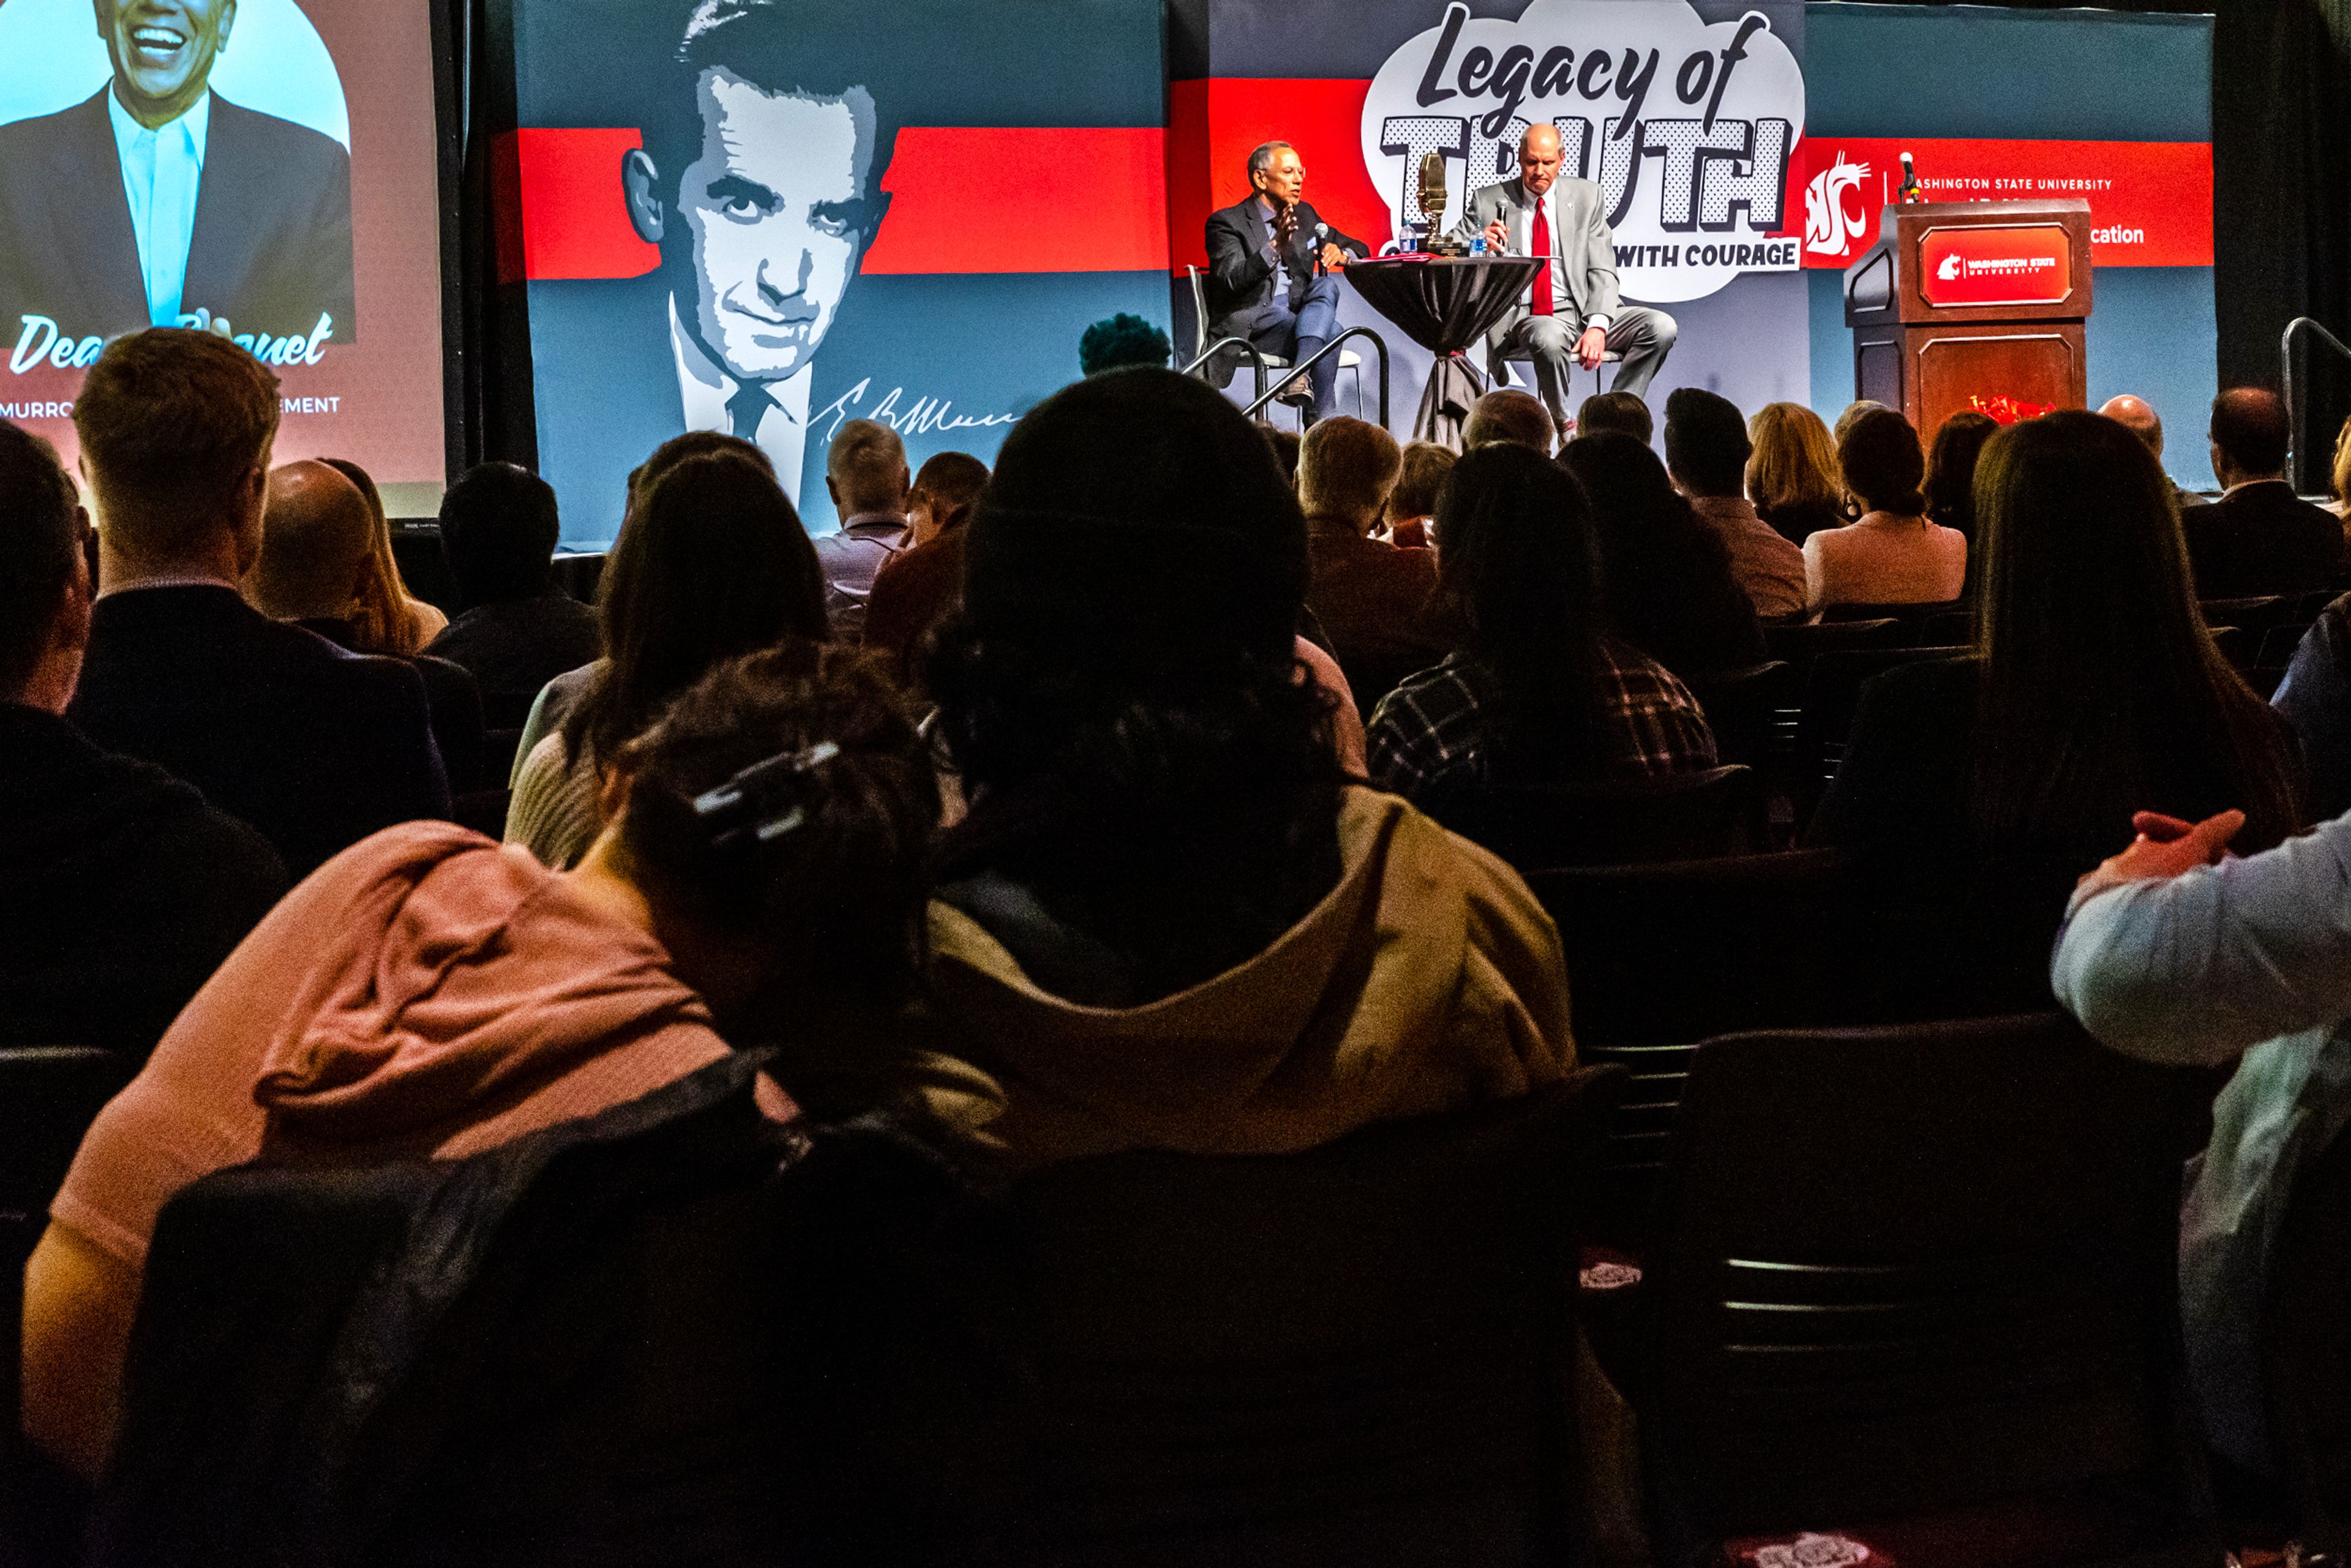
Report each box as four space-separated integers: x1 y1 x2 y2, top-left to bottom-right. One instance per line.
24 645 943 1483
506 441 828 869
1809 409 2305 1013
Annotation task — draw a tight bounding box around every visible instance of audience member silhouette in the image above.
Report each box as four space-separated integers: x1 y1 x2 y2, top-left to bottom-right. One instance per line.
426 462 601 719
25 643 939 1482
1747 400 1845 546
0 420 286 1060
1370 442 1716 801
914 369 1575 1166
66 329 449 876
1803 407 1966 612
1665 387 1804 622
2181 387 2343 596
509 449 827 868
1559 431 1766 677
1812 409 2304 1013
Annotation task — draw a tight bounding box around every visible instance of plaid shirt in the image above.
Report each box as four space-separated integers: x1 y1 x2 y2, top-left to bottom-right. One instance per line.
1366 640 1717 800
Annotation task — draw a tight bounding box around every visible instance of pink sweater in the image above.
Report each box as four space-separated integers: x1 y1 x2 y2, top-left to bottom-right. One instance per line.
1802 511 1968 613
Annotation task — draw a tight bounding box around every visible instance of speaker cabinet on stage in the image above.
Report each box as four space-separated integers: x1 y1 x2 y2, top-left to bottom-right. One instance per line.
1843 198 2093 444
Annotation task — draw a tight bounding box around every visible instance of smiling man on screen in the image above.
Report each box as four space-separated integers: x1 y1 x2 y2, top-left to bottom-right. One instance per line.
0 0 356 349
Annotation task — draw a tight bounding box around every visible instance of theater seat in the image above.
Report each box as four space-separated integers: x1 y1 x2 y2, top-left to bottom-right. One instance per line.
1419 764 1762 871
1637 1015 2221 1568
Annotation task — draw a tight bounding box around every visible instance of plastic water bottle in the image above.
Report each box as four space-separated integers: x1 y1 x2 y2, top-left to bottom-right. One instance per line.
1469 235 1487 257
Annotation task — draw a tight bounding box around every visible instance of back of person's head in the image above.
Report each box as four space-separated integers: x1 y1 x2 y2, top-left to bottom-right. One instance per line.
0 422 86 704
1386 441 1456 523
567 449 829 768
1837 408 1927 516
827 419 910 516
1432 443 1608 776
909 450 991 531
1833 399 1888 443
1297 415 1403 527
1559 427 1692 542
930 367 1338 1001
1463 389 1556 454
1078 315 1172 378
440 462 562 607
2098 394 2165 457
318 457 432 655
1745 401 1842 514
1256 421 1301 487
1558 429 1728 643
613 643 938 1014
1662 388 1750 498
1576 391 1652 446
248 462 374 621
1972 408 2301 846
1923 411 2000 538
2210 388 2290 480
72 329 280 569
628 432 773 514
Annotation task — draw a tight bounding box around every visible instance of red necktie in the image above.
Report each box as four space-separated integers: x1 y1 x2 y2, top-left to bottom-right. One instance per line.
1529 197 1554 317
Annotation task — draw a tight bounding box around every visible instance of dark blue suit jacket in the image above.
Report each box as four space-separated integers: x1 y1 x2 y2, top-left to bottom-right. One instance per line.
68 587 449 877
0 88 354 344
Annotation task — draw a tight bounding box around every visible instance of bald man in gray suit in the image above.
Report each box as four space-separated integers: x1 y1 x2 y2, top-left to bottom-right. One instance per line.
1452 125 1677 429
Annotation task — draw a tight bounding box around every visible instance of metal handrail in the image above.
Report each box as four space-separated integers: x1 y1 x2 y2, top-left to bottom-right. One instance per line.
1242 324 1392 427
2282 316 2351 493
1180 336 1272 402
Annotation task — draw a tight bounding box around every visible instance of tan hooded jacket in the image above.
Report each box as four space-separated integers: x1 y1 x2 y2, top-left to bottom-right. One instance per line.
918 787 1577 1168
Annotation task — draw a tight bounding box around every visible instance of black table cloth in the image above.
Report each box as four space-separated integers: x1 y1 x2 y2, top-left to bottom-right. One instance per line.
1346 255 1543 447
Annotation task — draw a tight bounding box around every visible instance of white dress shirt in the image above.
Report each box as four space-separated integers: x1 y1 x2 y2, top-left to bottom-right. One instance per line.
107 88 209 328
1515 183 1608 330
669 294 814 507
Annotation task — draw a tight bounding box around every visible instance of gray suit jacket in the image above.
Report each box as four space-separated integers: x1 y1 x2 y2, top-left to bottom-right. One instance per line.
1450 176 1621 361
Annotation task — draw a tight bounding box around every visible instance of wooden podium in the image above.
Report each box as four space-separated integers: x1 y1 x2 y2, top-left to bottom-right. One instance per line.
1844 199 2093 444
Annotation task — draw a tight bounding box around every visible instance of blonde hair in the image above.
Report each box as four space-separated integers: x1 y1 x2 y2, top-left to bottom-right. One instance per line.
324 458 431 655
1297 416 1403 525
1746 401 1842 514
2332 413 2351 508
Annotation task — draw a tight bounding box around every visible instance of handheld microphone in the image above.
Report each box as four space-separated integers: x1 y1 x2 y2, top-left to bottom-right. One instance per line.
1313 221 1329 273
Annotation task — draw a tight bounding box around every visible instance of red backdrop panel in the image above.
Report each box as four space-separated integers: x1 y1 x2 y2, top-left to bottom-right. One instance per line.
1166 78 1393 271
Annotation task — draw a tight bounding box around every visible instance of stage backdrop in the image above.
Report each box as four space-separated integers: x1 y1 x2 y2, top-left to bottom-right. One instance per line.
0 0 449 513
1802 3 2218 490
1169 0 1815 438
502 0 1170 547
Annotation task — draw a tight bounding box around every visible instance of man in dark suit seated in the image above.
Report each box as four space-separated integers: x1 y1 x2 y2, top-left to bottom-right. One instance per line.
0 0 354 347
248 459 486 792
65 329 448 879
2181 387 2344 598
1203 141 1367 426
0 418 285 1060
425 462 601 727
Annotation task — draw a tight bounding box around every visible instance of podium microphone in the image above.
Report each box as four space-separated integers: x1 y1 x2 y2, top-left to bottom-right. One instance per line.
1897 151 1924 204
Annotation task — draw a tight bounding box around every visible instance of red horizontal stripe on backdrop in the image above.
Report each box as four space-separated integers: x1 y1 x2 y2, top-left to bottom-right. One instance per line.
508 129 661 282
1796 138 2213 269
860 127 1168 274
507 126 1166 280
1168 79 1393 272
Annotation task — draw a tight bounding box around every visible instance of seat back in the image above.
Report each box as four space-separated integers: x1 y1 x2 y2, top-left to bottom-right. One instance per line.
1681 662 1799 772
1761 617 1903 671
1919 609 1977 648
2262 1118 2351 1558
1798 645 1970 792
1641 1016 2214 1554
995 1073 1622 1566
2202 596 2295 640
1420 765 1760 870
1819 599 1965 644
1524 851 1863 1242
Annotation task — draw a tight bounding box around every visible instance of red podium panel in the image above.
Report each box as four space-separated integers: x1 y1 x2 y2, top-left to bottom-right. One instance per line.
1845 200 2093 443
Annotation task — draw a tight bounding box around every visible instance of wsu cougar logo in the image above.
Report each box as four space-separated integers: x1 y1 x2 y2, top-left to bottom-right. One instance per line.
1804 152 1872 257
